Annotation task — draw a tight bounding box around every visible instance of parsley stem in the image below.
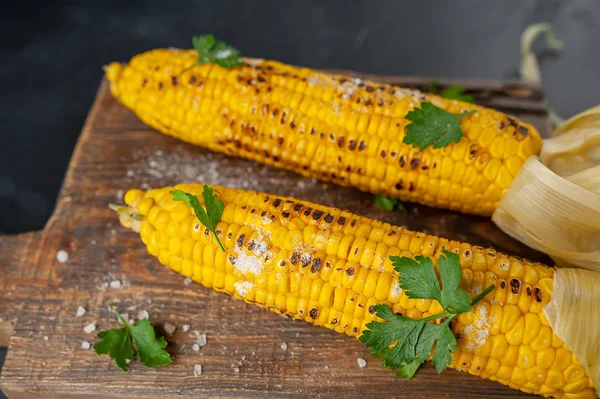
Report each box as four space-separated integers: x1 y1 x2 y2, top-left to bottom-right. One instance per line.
418 312 456 324
212 231 225 252
113 309 130 327
471 284 495 306
178 62 197 77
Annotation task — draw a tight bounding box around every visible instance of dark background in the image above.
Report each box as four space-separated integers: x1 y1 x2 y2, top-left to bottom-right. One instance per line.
1 0 599 395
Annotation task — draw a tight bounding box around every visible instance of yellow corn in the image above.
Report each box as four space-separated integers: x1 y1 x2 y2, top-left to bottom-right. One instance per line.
106 50 543 216
120 184 595 399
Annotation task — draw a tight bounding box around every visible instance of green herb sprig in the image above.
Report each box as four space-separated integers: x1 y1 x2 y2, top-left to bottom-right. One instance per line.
374 194 406 213
181 34 245 75
430 81 475 103
440 86 475 103
171 185 225 252
402 102 475 151
93 310 172 371
359 250 494 378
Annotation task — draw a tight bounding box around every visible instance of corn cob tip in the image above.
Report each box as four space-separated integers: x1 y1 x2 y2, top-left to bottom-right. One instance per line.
109 203 143 232
105 62 123 84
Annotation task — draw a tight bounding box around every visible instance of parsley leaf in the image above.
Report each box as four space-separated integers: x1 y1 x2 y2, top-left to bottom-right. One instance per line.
441 86 475 103
438 250 472 313
359 250 494 378
129 318 172 368
374 194 406 213
430 323 457 372
171 186 225 252
93 324 134 371
391 255 441 301
396 359 422 379
191 34 245 69
431 80 474 103
93 310 172 371
403 102 475 151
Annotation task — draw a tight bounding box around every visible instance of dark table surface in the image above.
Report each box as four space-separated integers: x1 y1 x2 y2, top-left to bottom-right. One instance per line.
1 1 599 397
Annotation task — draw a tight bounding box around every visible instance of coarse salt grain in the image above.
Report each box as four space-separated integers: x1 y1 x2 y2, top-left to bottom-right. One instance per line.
81 341 90 350
43 336 48 341
182 324 190 332
192 343 200 351
109 280 121 289
234 281 254 297
357 358 367 368
83 323 96 334
164 323 176 335
233 249 263 276
464 304 490 351
280 342 288 351
138 310 149 320
255 241 268 256
76 306 86 317
183 277 193 285
194 364 202 376
390 279 403 297
56 250 69 263
196 333 207 347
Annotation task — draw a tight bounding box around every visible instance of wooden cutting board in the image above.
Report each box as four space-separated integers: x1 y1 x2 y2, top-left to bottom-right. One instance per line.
0 74 552 399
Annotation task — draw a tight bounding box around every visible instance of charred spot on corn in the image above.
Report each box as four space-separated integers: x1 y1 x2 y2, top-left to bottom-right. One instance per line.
309 308 319 319
311 258 323 273
290 252 300 265
534 287 543 302
236 234 245 247
301 254 312 268
510 278 521 294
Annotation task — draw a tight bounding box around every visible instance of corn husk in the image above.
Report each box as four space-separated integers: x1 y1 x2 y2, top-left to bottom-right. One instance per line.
520 23 564 127
541 105 600 176
492 158 600 271
520 23 564 85
543 268 600 396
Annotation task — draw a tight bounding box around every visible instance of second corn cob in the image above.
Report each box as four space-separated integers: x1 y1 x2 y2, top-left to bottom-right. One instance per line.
117 184 596 399
106 49 543 216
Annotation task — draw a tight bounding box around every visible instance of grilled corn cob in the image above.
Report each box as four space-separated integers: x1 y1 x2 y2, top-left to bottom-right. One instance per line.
118 184 596 399
106 50 542 216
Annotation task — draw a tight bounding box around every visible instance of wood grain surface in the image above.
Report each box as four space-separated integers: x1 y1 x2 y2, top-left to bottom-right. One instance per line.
0 75 552 398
